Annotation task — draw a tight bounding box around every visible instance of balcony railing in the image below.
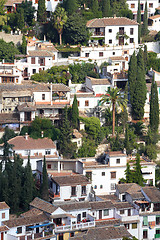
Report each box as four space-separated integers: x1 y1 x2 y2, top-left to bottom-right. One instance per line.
93 31 105 36
54 221 95 233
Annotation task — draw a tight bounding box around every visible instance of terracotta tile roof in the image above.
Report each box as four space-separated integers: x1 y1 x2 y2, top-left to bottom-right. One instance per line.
71 93 95 98
109 56 125 61
20 208 43 218
51 174 90 186
35 103 70 109
108 151 126 157
28 50 54 57
3 213 49 228
0 113 19 124
116 183 141 194
97 195 119 202
142 186 160 203
87 76 110 85
32 83 70 92
0 226 9 232
113 202 133 209
90 201 114 210
30 197 57 214
17 103 36 112
8 136 56 150
140 210 160 216
4 0 23 6
70 226 131 240
55 201 91 211
95 218 122 227
72 129 83 139
87 17 138 28
149 15 160 20
0 202 10 210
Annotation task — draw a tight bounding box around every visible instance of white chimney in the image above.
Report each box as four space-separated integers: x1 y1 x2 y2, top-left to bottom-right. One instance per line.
25 133 28 140
41 131 44 138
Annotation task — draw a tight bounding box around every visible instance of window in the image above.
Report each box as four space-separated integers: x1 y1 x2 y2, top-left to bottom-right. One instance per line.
110 172 116 179
85 100 89 106
156 216 160 225
149 3 153 7
156 229 160 235
85 53 89 57
71 186 76 196
111 183 116 190
131 3 135 8
24 150 30 156
109 29 112 33
130 38 134 43
116 158 120 164
109 39 112 44
26 226 32 231
70 233 74 237
104 209 109 216
141 4 143 10
2 213 5 219
120 210 124 214
47 164 51 169
100 185 103 189
132 223 137 229
99 52 103 57
82 212 86 218
143 216 148 226
31 57 35 64
130 28 134 35
124 224 130 229
122 194 126 201
86 172 92 181
94 185 97 189
45 149 51 155
78 101 80 107
32 69 36 74
124 51 128 54
143 230 148 239
17 227 22 234
42 94 45 100
81 186 86 195
102 172 105 176
113 52 115 55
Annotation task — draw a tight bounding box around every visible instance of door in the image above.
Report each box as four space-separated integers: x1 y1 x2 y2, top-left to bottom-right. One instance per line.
119 37 124 45
1 232 4 240
122 61 125 69
128 209 131 216
36 227 39 233
99 210 102 219
77 214 81 222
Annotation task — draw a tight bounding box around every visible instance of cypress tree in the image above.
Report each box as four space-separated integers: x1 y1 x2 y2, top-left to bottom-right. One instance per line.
125 162 133 183
41 156 49 201
65 0 78 15
143 45 148 71
137 0 141 43
91 0 100 18
21 35 27 55
133 153 145 186
142 1 148 36
128 51 137 106
150 78 159 132
124 125 130 155
22 156 35 211
102 0 111 17
37 0 46 23
72 95 79 129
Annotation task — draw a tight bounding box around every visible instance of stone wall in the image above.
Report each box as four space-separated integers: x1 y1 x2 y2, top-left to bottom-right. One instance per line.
0 32 23 45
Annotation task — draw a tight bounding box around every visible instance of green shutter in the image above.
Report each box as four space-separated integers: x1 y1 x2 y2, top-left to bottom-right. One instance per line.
143 216 148 226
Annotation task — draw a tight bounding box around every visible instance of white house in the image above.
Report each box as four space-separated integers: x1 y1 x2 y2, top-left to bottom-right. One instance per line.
0 202 9 226
49 174 91 202
148 15 160 31
0 61 23 84
86 16 138 47
71 129 83 149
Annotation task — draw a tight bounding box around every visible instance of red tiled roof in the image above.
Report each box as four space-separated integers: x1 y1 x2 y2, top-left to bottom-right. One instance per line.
0 202 10 210
51 174 90 186
0 226 9 232
8 136 56 150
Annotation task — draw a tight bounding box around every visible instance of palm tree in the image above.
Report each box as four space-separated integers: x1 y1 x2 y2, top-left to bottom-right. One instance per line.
100 87 127 137
52 7 67 45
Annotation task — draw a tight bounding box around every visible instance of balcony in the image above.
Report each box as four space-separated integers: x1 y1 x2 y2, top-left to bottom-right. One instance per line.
54 221 95 233
93 31 105 36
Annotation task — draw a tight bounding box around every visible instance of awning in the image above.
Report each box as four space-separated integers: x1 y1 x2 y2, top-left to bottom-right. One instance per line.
29 223 52 229
51 214 76 219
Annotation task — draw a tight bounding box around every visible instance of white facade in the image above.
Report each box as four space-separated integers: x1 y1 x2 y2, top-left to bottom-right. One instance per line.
0 62 23 84
148 15 160 31
32 0 63 15
0 205 9 226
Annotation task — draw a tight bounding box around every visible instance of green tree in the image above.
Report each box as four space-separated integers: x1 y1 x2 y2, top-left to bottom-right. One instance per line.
100 88 127 137
0 0 6 15
78 137 96 157
142 1 148 36
0 39 19 62
17 8 25 30
133 153 145 186
125 162 133 183
143 44 148 71
41 156 49 201
65 0 78 15
64 13 89 45
137 0 141 43
19 0 35 26
21 35 27 54
102 0 111 17
72 95 79 129
124 125 130 154
128 51 137 106
90 0 101 18
37 0 46 23
150 79 159 132
52 7 67 45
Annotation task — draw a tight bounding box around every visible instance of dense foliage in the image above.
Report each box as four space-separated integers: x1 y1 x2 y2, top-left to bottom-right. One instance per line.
0 39 19 62
150 79 159 133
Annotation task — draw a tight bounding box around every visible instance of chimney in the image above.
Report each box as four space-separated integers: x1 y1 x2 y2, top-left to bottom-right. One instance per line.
114 14 116 18
25 133 28 140
123 148 126 154
41 131 44 138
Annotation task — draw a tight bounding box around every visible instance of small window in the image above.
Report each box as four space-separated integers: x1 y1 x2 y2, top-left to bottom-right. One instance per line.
99 52 103 57
111 183 116 190
102 172 105 176
120 209 124 214
94 185 97 189
85 53 89 57
104 209 109 216
47 164 51 169
130 28 134 35
124 51 127 54
116 159 120 164
109 39 112 44
82 212 86 218
78 101 80 107
85 100 89 106
2 213 5 219
81 186 86 195
132 223 137 229
71 186 76 196
45 149 51 155
42 94 45 100
149 3 153 7
109 29 112 33
32 69 36 74
124 224 130 229
110 172 116 179
113 52 115 55
100 185 103 189
143 230 148 239
31 57 35 64
130 38 134 43
131 3 135 8
17 227 22 234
